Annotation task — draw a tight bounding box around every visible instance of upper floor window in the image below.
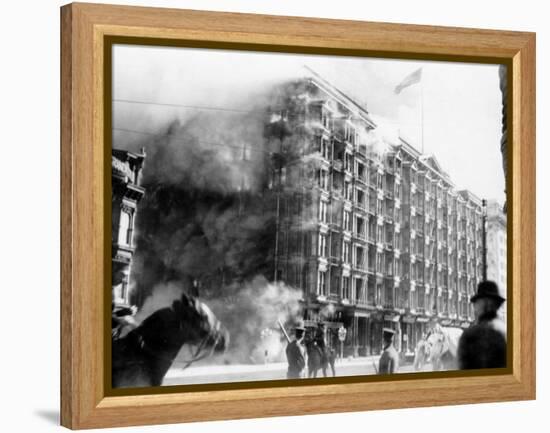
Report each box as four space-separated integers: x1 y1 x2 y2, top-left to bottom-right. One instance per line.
318 200 329 223
344 122 355 144
321 108 331 130
117 209 132 246
317 169 329 190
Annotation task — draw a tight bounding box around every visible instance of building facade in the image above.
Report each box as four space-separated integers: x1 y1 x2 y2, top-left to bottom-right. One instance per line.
264 75 485 356
112 148 146 308
486 200 507 321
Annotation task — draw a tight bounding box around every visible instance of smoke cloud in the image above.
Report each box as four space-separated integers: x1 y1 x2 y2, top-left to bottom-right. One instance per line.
207 276 303 364
112 46 427 364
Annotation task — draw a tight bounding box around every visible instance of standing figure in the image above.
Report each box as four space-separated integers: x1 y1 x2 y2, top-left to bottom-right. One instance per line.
286 324 306 379
378 328 399 374
314 322 327 353
457 281 507 370
313 322 328 367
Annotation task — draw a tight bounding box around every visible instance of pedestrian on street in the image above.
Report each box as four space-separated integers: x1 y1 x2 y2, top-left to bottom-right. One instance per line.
286 323 306 379
314 322 327 352
457 281 507 369
312 321 328 365
378 328 399 374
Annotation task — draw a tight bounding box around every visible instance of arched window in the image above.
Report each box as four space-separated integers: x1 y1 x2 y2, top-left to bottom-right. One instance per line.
118 210 131 246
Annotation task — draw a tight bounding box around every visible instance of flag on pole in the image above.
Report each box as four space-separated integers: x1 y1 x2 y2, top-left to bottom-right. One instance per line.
394 68 422 94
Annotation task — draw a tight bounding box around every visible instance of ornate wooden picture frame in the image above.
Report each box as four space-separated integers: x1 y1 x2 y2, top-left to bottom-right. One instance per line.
61 2 535 429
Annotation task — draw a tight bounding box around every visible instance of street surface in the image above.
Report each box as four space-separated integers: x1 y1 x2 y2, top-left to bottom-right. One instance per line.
163 357 427 386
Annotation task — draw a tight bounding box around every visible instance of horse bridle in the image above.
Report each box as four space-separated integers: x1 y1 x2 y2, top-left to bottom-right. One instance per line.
178 320 224 370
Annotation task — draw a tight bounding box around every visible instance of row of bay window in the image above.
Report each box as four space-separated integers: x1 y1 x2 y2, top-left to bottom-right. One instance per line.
316 166 401 203
317 197 401 228
315 269 474 317
280 225 481 277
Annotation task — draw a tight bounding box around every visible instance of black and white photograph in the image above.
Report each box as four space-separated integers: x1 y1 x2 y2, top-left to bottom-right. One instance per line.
110 44 508 388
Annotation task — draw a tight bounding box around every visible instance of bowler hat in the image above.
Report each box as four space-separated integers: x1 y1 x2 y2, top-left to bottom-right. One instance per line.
470 281 506 303
382 328 396 339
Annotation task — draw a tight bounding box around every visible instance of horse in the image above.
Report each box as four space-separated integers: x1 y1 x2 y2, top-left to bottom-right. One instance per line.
426 326 463 371
112 292 229 388
413 338 430 371
305 341 336 378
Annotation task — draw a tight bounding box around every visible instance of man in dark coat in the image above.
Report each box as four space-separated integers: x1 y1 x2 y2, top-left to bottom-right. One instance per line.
314 322 327 351
378 328 399 374
457 281 507 370
313 322 328 364
286 324 306 379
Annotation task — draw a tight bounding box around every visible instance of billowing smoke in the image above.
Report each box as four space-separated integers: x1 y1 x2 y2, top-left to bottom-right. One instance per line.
116 78 313 364
207 276 303 364
134 282 183 323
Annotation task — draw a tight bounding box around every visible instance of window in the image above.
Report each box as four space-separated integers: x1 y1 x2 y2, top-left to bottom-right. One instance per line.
342 276 351 299
385 253 394 276
345 123 355 144
394 232 401 250
345 153 353 172
356 216 365 238
319 137 330 159
317 169 329 190
355 246 365 268
385 225 393 246
395 183 401 200
330 271 340 295
355 278 364 302
377 226 384 244
118 210 132 246
331 236 340 258
318 233 328 257
343 241 351 263
343 210 351 231
356 189 365 208
377 173 384 190
344 181 352 200
357 161 365 181
319 200 329 223
369 190 376 213
368 216 376 241
317 270 327 296
321 108 330 129
377 199 384 216
376 252 384 273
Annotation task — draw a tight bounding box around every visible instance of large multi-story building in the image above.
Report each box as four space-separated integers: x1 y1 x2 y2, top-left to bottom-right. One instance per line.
264 73 485 357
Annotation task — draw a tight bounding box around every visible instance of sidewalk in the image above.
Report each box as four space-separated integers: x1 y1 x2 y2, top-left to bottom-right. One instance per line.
165 355 380 379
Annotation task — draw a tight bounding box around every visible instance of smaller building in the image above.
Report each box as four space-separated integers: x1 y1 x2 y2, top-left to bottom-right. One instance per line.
112 148 146 308
486 200 507 320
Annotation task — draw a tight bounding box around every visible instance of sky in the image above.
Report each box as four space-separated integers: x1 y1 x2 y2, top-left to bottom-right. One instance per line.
113 44 505 204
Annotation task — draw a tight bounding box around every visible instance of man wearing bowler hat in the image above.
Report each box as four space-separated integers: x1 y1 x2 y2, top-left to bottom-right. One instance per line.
286 323 306 379
457 280 507 369
378 328 399 374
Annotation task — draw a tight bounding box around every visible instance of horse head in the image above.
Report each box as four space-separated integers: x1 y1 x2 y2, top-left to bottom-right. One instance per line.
425 327 463 370
169 293 229 358
426 330 446 363
113 292 229 388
